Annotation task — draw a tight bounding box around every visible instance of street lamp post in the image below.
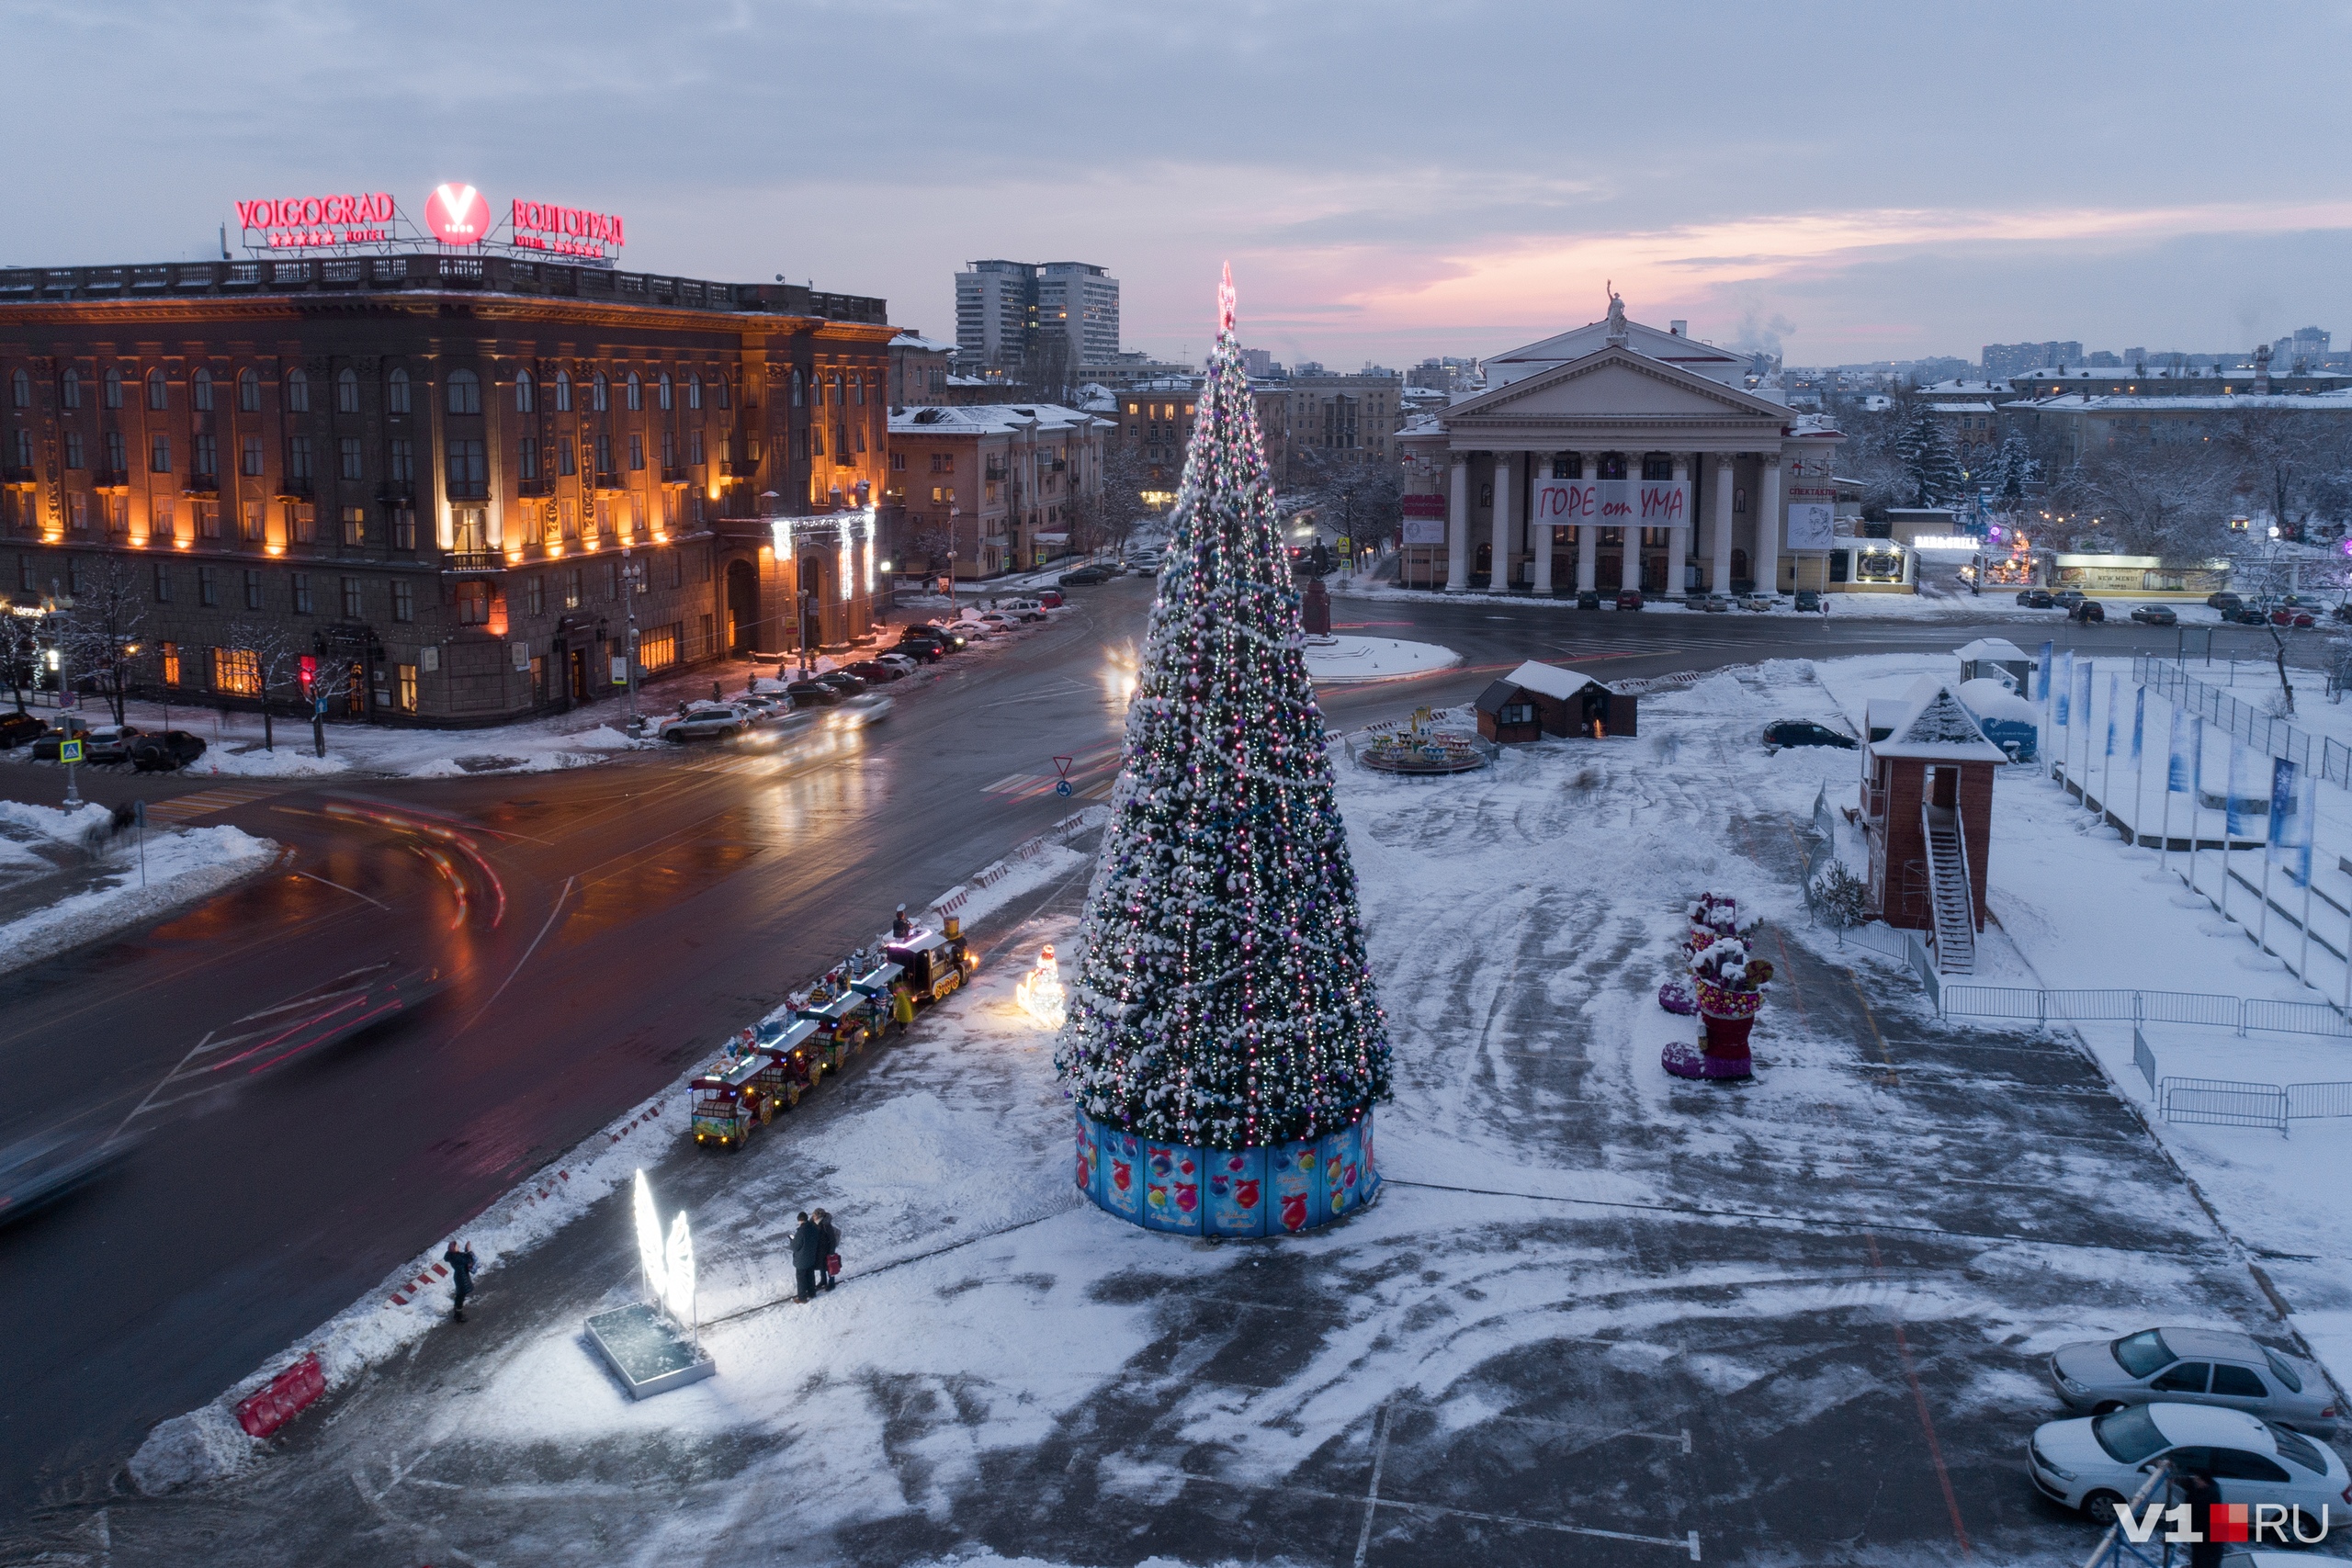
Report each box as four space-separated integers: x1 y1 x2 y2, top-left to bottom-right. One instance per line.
619 540 642 733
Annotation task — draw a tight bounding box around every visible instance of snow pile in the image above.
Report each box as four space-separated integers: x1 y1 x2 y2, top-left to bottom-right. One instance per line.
1957 675 2040 726
1301 634 1459 683
0 806 277 978
127 1404 257 1496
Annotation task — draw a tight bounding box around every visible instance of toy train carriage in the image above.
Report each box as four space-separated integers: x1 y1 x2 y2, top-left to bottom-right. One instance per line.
850 962 907 1036
884 918 978 1005
689 1054 772 1151
797 989 874 1073
748 1017 822 1107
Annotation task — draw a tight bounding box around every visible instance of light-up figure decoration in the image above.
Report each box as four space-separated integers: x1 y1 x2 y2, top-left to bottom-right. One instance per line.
1015 942 1068 1029
863 505 877 594
631 1168 696 1333
838 520 854 603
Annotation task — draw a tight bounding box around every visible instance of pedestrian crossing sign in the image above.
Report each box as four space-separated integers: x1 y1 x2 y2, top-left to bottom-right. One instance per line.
58 739 82 764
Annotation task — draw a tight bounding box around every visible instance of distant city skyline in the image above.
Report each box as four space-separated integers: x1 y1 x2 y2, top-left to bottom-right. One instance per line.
8 2 2349 374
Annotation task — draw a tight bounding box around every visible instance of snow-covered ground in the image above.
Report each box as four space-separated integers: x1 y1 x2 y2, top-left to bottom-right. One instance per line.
0 798 277 977
1302 635 1458 684
87 647 2345 1566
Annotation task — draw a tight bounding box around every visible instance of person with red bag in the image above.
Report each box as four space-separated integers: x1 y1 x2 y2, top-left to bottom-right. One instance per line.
812 1208 842 1292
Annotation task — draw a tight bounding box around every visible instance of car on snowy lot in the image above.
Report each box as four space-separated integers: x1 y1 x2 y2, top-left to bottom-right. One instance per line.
2271 606 2317 628
1038 589 1065 608
814 670 868 696
2018 589 2055 608
0 712 44 749
918 622 972 650
1696 594 1731 613
2049 1327 2337 1432
1614 589 1643 610
128 730 206 772
875 653 921 677
2071 600 2107 624
2131 604 2179 626
1739 594 1775 612
2026 1402 2346 1527
2209 591 2245 611
890 636 945 663
1058 564 1114 586
845 660 903 683
1763 720 1858 753
1793 590 1823 613
784 680 843 707
2231 607 2272 626
76 724 147 765
660 705 751 742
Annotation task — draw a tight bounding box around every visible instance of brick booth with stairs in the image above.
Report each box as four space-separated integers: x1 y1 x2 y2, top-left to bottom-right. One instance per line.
1859 680 2005 975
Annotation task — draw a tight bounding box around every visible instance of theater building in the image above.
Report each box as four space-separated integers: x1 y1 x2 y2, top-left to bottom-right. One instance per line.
1396 303 1842 597
0 245 893 725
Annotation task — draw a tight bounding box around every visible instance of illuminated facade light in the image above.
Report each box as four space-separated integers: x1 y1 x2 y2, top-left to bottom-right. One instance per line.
770 517 793 559
838 527 853 602
862 505 876 594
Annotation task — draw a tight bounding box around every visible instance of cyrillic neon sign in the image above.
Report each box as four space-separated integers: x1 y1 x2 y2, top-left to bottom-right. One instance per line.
234 192 396 249
424 184 488 246
510 199 626 257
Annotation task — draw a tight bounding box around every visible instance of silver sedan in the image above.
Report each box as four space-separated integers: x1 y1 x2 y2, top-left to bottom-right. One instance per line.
2050 1327 2337 1434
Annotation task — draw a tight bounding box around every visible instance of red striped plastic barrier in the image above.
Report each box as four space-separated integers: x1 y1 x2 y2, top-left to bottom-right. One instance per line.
234 1352 325 1438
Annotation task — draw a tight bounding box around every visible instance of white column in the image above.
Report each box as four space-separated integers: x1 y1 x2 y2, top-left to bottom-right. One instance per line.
1619 519 1643 594
1531 454 1555 595
1711 455 1735 593
1755 453 1783 595
1671 454 1691 596
1489 452 1512 591
1444 456 1469 592
1575 453 1598 594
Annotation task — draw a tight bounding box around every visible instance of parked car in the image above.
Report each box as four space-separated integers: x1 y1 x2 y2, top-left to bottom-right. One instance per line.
843 660 900 683
2270 606 2316 628
875 653 921 677
1739 594 1775 612
2048 1327 2337 1433
0 712 47 749
2071 600 2107 624
1615 589 1643 611
922 622 972 649
999 596 1046 613
659 704 749 742
1058 565 1114 586
1038 590 1065 608
128 730 206 772
1793 590 1823 613
2053 589 2087 609
784 680 843 707
892 636 944 663
2232 607 2271 626
2209 591 2245 611
1697 594 1731 613
2130 604 2178 626
2026 1403 2346 1526
29 719 93 761
1763 720 1858 753
2018 589 2055 608
79 724 147 765
814 671 868 696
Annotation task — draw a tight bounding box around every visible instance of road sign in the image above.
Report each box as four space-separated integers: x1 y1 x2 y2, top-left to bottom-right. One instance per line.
1053 755 1073 778
58 739 82 764
1055 780 1073 797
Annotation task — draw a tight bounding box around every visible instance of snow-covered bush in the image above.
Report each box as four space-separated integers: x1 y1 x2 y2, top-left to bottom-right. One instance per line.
1810 862 1871 931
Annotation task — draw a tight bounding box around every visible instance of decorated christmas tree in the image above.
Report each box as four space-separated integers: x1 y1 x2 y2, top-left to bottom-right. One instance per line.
1055 267 1391 1184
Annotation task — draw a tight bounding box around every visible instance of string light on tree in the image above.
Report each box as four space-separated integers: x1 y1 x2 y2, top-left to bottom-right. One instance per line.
1055 265 1389 1235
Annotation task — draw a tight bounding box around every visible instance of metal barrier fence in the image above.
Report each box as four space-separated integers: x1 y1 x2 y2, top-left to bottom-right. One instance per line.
2159 1076 2289 1134
1905 928 1941 1010
2288 1080 2352 1120
1942 982 2352 1039
2137 653 2352 793
2133 1025 2157 1095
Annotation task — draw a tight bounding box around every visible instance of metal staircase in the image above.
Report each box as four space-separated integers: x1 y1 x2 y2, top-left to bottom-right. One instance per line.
1921 801 1976 975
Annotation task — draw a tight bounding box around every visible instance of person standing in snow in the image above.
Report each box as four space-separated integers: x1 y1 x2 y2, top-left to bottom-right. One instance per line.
443 1238 477 1322
790 1212 824 1303
812 1208 841 1292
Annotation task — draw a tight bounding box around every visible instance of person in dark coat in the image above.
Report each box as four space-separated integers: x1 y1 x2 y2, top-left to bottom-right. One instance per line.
790 1212 823 1303
812 1208 840 1292
443 1238 477 1322
2174 1469 2222 1568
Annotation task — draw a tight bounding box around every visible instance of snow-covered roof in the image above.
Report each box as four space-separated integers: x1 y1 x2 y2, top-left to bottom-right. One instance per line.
1499 660 1600 701
1869 678 2008 762
1957 678 2040 727
1954 637 2029 663
891 330 955 354
1927 400 1998 414
1485 316 1747 389
2011 391 2352 413
1918 378 2015 394
889 403 1102 436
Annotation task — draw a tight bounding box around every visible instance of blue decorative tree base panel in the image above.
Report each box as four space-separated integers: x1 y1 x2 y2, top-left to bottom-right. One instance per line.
1073 1106 1380 1235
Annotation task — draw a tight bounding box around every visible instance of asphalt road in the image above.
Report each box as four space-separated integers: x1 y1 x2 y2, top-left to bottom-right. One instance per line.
0 574 2297 1519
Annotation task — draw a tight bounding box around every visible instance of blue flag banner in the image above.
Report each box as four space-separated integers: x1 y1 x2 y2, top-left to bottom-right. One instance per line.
2104 672 2121 760
2190 716 2205 801
2039 640 2054 704
2075 661 2094 741
2227 741 2258 840
2167 707 2193 793
2131 687 2144 766
2055 650 2074 726
2269 758 2312 886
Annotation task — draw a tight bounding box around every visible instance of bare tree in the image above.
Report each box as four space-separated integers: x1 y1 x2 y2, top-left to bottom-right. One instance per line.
2058 436 2237 559
221 617 307 750
59 551 146 725
1067 444 1156 559
1290 446 1405 555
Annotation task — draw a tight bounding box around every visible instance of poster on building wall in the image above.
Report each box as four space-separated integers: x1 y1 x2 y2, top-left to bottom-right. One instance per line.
1786 502 1835 550
1531 479 1690 528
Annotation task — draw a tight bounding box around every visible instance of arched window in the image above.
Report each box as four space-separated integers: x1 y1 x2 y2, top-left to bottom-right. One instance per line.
147 368 168 411
515 368 535 413
62 367 81 409
286 367 309 412
625 371 641 411
657 371 672 411
387 366 411 414
447 367 481 415
336 367 359 413
716 377 730 411
790 369 803 406
686 372 702 411
9 368 28 409
811 371 824 408
591 372 608 412
554 369 572 412
191 367 213 412
852 373 865 406
102 367 123 409
830 372 842 407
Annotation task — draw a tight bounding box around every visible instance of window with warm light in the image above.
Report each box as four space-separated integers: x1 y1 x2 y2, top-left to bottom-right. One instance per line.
342 506 365 547
395 663 417 712
241 502 264 542
214 647 261 696
161 642 180 685
289 503 315 544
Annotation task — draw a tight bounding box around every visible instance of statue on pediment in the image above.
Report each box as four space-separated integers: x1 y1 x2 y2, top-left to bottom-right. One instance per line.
1604 283 1627 340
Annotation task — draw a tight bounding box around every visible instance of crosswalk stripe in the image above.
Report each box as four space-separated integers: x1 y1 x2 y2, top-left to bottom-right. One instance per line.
146 783 288 822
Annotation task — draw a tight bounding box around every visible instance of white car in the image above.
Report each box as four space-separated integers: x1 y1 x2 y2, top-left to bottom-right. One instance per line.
876 653 920 676
657 704 750 741
2028 1403 2347 1530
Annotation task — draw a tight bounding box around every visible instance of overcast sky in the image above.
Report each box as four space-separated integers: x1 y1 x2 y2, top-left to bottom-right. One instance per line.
12 0 2350 369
